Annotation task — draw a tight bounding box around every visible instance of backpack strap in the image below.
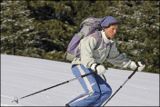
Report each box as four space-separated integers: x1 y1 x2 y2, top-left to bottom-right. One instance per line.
92 31 113 59
106 43 113 58
93 31 102 50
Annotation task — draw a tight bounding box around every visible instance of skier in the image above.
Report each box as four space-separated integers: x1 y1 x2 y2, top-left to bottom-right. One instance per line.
66 16 145 106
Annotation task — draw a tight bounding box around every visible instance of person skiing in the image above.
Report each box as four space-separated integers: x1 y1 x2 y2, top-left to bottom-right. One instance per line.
66 16 145 106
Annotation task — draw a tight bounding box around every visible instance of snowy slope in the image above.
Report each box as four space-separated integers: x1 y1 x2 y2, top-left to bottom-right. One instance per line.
1 54 159 106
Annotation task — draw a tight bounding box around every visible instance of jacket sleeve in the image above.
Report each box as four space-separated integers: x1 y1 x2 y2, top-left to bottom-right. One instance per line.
107 42 130 68
80 36 97 68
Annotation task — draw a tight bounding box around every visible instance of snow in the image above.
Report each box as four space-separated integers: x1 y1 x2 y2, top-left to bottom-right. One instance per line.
1 54 159 106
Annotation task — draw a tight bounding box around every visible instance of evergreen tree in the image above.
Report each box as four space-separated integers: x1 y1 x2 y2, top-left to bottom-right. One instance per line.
1 0 159 73
1 0 38 57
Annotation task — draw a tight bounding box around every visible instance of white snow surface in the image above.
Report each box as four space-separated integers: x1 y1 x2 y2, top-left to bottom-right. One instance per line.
1 54 159 106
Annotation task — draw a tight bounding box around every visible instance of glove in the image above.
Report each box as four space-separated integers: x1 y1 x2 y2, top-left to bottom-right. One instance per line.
91 63 106 75
129 61 145 71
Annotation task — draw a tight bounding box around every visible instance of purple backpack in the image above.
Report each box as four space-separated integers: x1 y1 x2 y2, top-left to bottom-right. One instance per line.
65 17 103 61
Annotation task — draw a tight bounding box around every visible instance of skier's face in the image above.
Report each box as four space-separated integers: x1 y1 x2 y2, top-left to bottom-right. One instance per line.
104 25 118 39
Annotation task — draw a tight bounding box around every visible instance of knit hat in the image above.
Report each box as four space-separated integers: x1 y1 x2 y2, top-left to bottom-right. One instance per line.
100 16 118 28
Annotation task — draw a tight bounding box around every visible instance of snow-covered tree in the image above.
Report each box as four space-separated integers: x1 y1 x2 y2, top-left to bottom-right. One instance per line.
1 0 37 56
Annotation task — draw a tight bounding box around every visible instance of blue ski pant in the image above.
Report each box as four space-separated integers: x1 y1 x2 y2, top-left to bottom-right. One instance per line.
67 64 112 106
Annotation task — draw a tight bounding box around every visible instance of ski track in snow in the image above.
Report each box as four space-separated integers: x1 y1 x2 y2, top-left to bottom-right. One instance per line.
1 54 159 106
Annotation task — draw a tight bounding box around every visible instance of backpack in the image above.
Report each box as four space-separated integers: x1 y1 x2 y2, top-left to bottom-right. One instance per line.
65 17 103 62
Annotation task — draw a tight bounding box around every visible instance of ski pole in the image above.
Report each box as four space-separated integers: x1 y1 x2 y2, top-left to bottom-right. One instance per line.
11 72 93 104
102 67 138 106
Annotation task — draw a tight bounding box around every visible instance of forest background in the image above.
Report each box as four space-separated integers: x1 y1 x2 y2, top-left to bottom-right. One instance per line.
1 0 159 73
